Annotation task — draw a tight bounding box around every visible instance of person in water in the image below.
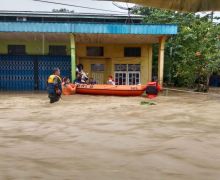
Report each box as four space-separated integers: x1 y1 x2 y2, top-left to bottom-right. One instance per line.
107 75 115 85
62 77 76 95
47 68 62 103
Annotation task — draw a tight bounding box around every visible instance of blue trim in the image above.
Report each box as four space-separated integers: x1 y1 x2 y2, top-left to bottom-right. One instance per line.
0 22 177 35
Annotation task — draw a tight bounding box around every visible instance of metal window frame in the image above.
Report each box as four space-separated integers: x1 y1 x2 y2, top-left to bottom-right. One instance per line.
128 71 141 85
114 64 141 85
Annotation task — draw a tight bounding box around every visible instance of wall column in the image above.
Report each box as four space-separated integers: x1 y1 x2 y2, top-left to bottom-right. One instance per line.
42 33 45 55
70 34 76 81
158 36 166 86
148 45 153 82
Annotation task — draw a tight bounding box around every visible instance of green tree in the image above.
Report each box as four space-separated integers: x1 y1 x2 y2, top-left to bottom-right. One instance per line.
134 7 220 91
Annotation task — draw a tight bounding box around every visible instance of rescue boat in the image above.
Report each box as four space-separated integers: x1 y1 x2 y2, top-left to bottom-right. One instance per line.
62 83 76 95
75 84 147 96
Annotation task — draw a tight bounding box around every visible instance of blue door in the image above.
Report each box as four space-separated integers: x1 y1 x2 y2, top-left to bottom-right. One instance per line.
0 55 71 91
38 56 71 90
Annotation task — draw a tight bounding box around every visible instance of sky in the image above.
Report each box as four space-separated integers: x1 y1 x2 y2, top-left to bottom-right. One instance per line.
0 0 220 17
0 0 129 14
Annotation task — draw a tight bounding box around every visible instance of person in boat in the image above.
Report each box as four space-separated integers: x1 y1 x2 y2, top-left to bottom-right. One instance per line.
73 71 89 84
145 80 161 99
73 73 82 84
88 77 96 85
76 64 84 73
62 77 76 95
107 75 115 85
75 63 89 84
47 68 62 103
80 71 89 84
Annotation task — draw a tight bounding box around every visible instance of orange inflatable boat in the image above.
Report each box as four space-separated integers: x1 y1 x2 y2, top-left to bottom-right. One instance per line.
62 84 76 95
75 84 147 96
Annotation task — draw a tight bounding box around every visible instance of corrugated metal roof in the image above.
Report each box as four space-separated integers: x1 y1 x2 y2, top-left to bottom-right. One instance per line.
0 10 143 20
0 22 178 35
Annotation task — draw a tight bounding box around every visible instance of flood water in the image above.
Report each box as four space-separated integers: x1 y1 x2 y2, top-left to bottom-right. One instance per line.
0 92 220 180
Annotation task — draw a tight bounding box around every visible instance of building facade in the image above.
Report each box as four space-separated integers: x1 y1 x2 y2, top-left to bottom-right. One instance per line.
0 11 177 90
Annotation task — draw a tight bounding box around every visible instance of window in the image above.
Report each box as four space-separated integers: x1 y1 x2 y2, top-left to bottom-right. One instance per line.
128 64 141 71
115 64 127 71
91 64 105 84
114 64 141 85
124 47 141 57
128 72 140 85
115 73 127 85
49 45 66 55
91 64 104 72
8 45 26 55
87 47 104 57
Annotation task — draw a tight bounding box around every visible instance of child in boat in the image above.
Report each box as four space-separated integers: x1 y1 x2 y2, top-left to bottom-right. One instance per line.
62 77 76 95
107 75 115 85
88 77 96 85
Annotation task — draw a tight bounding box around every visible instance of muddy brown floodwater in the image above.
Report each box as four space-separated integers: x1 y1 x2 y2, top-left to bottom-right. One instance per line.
0 92 220 180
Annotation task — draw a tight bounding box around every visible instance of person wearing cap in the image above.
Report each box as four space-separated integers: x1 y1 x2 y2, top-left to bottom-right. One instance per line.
47 68 62 103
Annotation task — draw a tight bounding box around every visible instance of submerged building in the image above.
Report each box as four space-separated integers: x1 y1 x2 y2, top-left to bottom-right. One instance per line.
0 11 177 90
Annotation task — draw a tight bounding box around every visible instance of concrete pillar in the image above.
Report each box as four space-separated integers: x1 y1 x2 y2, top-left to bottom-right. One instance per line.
158 36 166 86
42 33 45 55
148 45 153 82
70 34 76 82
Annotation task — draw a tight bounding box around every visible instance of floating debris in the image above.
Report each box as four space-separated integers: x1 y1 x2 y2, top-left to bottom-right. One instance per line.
140 101 156 106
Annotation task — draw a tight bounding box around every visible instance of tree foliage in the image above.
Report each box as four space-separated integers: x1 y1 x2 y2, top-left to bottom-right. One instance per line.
134 8 220 89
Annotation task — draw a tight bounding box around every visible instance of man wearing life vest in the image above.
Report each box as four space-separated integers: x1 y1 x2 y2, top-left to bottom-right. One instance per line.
47 68 62 103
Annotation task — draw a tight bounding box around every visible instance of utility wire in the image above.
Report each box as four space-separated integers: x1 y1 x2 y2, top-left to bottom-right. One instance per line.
33 0 127 14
